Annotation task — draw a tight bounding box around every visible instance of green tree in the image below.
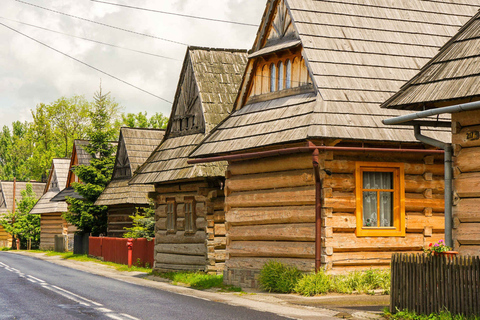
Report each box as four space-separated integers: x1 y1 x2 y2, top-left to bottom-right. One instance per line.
63 88 118 236
123 202 155 240
0 183 40 248
121 112 168 129
0 121 34 181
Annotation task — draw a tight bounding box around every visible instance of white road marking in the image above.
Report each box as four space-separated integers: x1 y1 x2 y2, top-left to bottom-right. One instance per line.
0 261 139 320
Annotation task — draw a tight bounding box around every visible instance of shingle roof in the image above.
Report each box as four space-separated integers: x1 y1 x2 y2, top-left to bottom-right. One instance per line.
0 181 46 215
95 127 165 206
29 158 70 215
130 47 247 185
191 0 480 158
383 10 480 110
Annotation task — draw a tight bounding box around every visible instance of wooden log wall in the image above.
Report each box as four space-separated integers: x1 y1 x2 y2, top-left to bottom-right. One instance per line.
0 226 12 248
152 180 225 274
39 212 76 251
107 204 139 237
452 110 480 256
223 151 445 287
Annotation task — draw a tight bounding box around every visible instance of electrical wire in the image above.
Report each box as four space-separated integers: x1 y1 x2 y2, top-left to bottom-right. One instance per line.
0 22 173 104
0 16 181 61
14 0 189 46
90 0 258 27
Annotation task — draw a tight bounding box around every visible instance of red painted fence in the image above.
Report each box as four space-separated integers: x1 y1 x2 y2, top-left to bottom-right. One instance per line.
89 237 155 268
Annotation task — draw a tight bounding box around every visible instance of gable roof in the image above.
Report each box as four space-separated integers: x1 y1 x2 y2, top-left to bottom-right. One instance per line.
29 158 70 215
191 0 480 158
95 127 165 206
0 181 46 215
382 10 480 110
130 46 247 185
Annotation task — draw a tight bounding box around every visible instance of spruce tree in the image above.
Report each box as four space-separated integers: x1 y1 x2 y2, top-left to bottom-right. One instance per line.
64 88 117 236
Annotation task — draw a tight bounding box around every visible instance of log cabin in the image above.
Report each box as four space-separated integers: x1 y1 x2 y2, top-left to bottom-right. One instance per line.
130 46 247 274
95 127 165 237
382 11 480 256
29 158 76 251
0 180 45 247
188 0 480 287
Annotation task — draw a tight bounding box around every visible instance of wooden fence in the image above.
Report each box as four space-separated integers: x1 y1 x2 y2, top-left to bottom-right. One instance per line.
390 253 480 316
89 237 154 268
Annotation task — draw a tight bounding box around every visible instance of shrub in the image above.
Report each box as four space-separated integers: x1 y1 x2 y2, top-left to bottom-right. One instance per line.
294 269 331 296
259 260 302 293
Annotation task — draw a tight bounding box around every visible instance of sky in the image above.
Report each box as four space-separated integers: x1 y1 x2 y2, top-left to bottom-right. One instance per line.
0 0 266 129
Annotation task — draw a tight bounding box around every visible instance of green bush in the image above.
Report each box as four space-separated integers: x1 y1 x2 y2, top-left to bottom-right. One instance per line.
259 260 302 293
294 269 331 296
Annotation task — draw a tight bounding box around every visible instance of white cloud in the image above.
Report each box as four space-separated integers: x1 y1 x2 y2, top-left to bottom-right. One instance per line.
0 0 266 129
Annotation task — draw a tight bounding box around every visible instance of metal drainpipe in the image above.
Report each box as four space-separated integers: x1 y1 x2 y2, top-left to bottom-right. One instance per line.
414 125 454 248
312 149 322 272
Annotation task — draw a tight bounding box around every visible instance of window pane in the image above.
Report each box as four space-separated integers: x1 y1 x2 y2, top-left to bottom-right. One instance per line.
270 64 276 92
380 192 393 227
286 60 292 89
278 62 284 90
363 172 393 189
363 191 377 227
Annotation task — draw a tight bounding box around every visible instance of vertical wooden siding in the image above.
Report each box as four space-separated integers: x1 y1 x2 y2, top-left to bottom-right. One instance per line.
40 212 67 250
152 181 225 274
452 110 480 255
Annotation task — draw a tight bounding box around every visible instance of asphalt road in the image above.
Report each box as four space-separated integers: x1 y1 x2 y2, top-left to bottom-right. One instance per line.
0 252 289 320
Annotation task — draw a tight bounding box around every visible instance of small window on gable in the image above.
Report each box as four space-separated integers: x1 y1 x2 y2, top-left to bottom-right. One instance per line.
355 162 405 237
184 198 196 234
166 199 177 234
270 63 276 92
286 59 292 89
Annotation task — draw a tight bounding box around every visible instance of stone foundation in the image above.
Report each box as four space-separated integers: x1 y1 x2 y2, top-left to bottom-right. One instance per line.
223 268 261 289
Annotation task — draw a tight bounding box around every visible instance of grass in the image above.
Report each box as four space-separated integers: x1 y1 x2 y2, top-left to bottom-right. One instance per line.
383 308 480 320
152 270 243 292
0 247 11 251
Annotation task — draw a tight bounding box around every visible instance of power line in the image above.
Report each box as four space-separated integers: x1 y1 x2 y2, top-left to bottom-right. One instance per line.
90 0 258 27
0 16 182 61
0 22 172 104
14 0 189 46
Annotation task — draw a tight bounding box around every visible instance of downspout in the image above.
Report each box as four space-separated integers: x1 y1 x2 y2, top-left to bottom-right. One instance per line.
312 149 322 272
414 125 453 247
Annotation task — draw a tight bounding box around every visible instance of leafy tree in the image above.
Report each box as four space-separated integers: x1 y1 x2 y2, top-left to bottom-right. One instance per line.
0 183 40 248
122 111 168 129
64 88 118 236
0 122 34 181
123 202 155 240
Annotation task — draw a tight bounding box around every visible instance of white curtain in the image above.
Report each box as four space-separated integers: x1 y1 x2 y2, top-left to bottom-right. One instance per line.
363 172 393 227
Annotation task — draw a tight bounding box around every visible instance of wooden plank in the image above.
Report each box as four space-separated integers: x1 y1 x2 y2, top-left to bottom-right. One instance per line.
155 243 206 256
154 231 206 244
455 172 480 198
324 194 356 212
406 214 444 232
453 125 480 148
457 245 480 256
405 198 444 212
455 223 480 245
323 174 355 191
228 240 315 258
226 186 315 207
154 264 205 272
228 153 313 176
454 199 480 222
228 223 315 241
154 182 209 194
331 214 356 230
453 109 480 127
455 147 480 173
226 206 315 226
405 175 444 193
226 169 314 192
155 253 206 266
226 257 315 272
330 251 417 266
214 224 226 236
325 233 424 251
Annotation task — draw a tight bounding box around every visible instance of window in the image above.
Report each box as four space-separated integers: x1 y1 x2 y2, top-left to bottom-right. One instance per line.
166 199 177 233
184 198 196 234
285 59 292 89
270 63 276 92
278 61 284 91
355 162 405 237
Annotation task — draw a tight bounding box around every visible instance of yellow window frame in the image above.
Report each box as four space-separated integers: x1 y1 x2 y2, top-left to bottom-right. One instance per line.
355 162 405 237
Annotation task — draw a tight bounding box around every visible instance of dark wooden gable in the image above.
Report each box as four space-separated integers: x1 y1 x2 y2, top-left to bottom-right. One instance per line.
264 0 297 47
167 52 205 139
113 132 131 180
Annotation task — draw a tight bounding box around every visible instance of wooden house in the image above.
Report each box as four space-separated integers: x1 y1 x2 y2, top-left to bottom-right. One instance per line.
29 158 75 250
189 0 480 287
0 180 45 247
382 11 480 256
130 46 247 274
95 127 165 237
51 140 92 202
